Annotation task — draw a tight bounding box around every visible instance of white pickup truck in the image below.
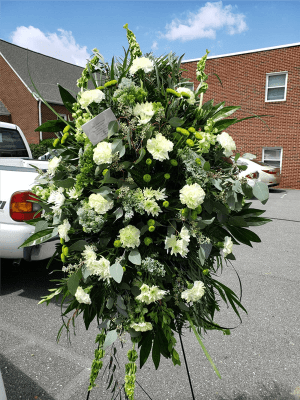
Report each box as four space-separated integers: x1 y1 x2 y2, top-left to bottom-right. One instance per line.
0 121 57 261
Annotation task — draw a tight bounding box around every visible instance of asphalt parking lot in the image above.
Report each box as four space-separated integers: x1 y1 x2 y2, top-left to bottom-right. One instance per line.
1 188 300 400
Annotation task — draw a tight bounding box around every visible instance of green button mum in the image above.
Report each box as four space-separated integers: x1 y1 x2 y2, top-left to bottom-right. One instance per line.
143 174 151 182
186 139 195 147
147 219 155 226
144 237 153 246
114 240 122 248
104 80 118 88
164 173 170 180
148 225 155 232
170 159 178 166
146 158 152 165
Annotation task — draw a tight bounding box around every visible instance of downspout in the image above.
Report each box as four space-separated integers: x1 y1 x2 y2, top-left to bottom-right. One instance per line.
38 100 42 142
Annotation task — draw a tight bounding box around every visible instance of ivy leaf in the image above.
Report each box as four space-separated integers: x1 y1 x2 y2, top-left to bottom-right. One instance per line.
110 263 123 283
128 249 141 265
103 330 118 350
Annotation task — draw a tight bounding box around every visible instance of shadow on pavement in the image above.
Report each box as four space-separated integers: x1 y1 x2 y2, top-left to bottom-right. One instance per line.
269 188 286 194
216 381 299 400
0 354 56 400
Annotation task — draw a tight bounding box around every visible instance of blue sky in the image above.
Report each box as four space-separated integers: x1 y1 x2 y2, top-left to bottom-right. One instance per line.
0 1 299 67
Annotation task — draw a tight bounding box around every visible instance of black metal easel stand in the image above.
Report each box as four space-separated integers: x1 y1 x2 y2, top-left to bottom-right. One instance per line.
179 331 196 400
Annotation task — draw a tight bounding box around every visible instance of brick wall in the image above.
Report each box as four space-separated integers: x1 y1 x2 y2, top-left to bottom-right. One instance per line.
39 103 73 140
0 56 40 144
182 45 300 189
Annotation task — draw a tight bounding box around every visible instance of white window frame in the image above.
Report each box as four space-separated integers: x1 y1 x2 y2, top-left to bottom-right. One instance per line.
262 147 283 171
183 82 194 91
265 72 288 102
58 114 67 121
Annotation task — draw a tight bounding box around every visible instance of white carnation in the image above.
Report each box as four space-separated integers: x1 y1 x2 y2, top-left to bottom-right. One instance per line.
57 219 71 242
119 225 140 248
75 286 91 304
217 131 236 157
78 89 105 108
133 102 155 125
146 133 174 162
93 142 113 165
176 87 196 105
223 236 233 257
88 193 114 214
181 281 205 303
129 57 154 75
179 183 205 209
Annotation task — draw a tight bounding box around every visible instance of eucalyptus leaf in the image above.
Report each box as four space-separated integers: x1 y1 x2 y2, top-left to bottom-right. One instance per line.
108 120 119 138
67 269 82 296
98 319 110 330
106 297 114 309
103 330 118 350
110 262 123 283
117 295 126 310
128 249 141 265
55 178 76 189
34 220 48 233
128 328 141 338
253 182 269 204
200 243 212 259
113 207 123 222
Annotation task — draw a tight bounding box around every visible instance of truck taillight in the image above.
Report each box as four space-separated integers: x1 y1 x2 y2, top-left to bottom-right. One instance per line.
10 191 41 222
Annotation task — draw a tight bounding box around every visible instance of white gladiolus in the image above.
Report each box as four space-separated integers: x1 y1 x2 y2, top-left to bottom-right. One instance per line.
57 219 71 242
93 142 113 165
136 283 167 305
217 131 236 157
165 226 190 258
78 89 105 108
75 286 91 304
223 236 233 257
88 193 114 214
181 281 205 303
129 57 154 75
146 133 174 161
179 183 205 209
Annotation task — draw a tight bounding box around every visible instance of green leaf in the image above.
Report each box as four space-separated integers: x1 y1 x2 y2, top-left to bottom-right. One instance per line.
168 117 185 127
140 333 153 369
186 313 221 379
55 178 76 189
34 119 66 132
103 330 118 350
128 249 141 265
197 217 215 229
58 84 76 113
108 120 119 138
203 161 210 171
241 183 253 198
179 302 189 312
69 240 88 251
19 228 58 248
245 217 271 226
111 139 124 154
212 106 240 122
34 220 48 233
253 182 269 204
212 178 222 191
131 286 141 297
227 226 261 245
198 247 205 266
152 336 161 370
128 328 141 338
113 207 123 222
234 153 240 162
67 269 82 296
200 243 212 259
93 186 112 196
110 263 123 283
228 216 248 227
135 148 146 164
106 297 114 309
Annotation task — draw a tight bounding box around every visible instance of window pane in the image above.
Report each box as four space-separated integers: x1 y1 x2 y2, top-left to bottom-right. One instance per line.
0 128 28 157
263 160 280 168
268 74 286 88
267 87 285 101
264 149 281 159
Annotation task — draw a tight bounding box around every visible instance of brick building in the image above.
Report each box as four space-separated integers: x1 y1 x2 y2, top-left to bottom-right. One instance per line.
182 43 300 189
0 40 84 144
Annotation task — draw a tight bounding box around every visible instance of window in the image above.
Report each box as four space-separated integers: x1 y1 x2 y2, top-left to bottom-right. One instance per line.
0 127 28 157
58 114 67 121
265 72 288 102
262 147 283 170
183 82 194 91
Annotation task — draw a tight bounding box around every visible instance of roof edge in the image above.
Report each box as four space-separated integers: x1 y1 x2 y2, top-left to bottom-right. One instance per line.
0 51 38 100
182 42 300 64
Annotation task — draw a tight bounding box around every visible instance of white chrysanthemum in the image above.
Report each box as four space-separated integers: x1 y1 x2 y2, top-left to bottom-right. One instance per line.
119 225 140 248
67 186 83 199
179 183 205 209
223 236 233 257
136 283 167 305
48 189 65 215
47 156 61 175
88 193 113 214
78 89 105 108
93 142 113 165
86 256 112 282
129 57 154 75
57 219 71 242
217 131 236 157
181 281 205 303
143 198 161 216
82 245 97 263
176 87 196 105
133 102 155 125
146 133 174 162
75 286 91 305
165 226 190 258
130 322 153 332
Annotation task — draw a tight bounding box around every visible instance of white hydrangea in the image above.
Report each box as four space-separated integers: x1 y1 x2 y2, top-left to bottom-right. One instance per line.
176 87 196 105
119 225 140 248
75 286 91 304
78 89 105 108
133 102 155 125
223 236 233 257
217 131 236 157
130 321 153 332
165 226 190 258
47 156 61 175
57 219 71 242
181 281 205 303
136 283 167 305
179 183 205 209
93 142 113 165
86 256 112 282
129 57 154 75
146 133 174 161
88 193 113 214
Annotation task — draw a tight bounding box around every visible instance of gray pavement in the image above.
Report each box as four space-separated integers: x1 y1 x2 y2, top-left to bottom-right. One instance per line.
0 188 300 400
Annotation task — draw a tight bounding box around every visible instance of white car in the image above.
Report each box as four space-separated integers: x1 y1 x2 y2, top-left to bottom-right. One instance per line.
238 156 281 187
